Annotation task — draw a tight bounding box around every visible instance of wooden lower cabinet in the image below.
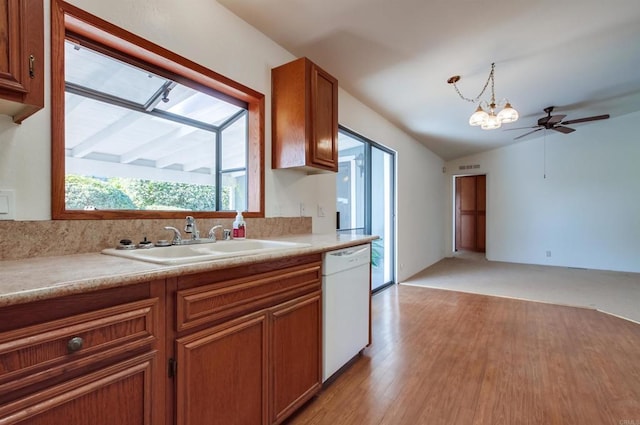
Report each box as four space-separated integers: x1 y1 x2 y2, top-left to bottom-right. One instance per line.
0 255 323 425
175 292 321 425
0 352 158 425
175 312 269 425
271 293 322 424
171 254 323 425
0 281 165 425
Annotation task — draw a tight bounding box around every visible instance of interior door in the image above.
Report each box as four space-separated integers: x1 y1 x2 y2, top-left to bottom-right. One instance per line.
455 175 486 252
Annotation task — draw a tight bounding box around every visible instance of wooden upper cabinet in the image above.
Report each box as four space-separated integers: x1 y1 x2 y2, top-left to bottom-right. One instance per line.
272 57 338 173
0 0 44 123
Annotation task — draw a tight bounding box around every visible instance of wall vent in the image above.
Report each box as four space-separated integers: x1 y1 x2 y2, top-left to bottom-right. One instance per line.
458 164 480 170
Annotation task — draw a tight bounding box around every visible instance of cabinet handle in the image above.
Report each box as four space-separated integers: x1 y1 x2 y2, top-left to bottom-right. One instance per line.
67 336 84 353
29 55 35 79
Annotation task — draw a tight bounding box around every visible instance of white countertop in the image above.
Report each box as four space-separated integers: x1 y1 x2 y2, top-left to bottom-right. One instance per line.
0 233 377 307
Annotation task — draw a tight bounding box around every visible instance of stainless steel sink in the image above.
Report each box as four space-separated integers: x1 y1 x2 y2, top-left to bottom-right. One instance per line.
101 239 311 265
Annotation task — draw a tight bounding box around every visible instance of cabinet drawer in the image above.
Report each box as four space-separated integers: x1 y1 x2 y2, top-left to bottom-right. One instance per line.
0 298 159 395
0 351 157 425
177 262 321 332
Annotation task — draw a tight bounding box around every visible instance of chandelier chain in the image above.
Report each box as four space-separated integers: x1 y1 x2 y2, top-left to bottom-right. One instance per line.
490 63 496 104
451 63 495 104
447 62 518 129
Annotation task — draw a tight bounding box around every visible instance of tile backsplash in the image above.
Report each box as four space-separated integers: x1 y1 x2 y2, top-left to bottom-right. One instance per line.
0 217 311 260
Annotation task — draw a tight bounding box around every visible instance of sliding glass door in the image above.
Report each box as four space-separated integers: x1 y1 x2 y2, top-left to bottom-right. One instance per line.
336 127 395 291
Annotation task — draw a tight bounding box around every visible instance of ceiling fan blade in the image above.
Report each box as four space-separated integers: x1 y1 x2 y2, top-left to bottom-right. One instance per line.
514 127 543 140
552 126 575 134
561 114 610 125
547 114 566 125
503 125 539 131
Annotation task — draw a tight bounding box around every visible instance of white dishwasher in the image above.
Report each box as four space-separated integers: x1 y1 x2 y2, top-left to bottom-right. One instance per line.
322 244 371 382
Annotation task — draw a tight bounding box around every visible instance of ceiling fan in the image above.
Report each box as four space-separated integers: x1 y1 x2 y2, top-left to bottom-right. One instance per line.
509 106 610 140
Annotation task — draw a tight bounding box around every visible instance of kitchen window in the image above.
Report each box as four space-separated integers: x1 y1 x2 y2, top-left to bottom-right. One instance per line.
51 0 265 219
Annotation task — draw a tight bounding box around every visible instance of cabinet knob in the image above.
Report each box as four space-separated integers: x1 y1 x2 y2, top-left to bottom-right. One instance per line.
67 336 84 353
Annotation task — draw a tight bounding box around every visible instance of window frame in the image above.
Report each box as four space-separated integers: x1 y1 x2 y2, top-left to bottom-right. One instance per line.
51 0 265 219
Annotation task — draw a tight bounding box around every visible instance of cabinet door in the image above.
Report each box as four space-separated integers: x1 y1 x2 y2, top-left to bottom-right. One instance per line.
270 292 322 424
272 57 338 172
175 312 269 425
309 63 338 171
0 0 44 123
0 352 159 425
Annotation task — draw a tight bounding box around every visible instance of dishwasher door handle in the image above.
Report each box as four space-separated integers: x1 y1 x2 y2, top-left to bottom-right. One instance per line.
328 246 370 258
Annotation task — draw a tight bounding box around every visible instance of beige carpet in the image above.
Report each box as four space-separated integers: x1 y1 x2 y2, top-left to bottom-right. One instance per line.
401 253 640 323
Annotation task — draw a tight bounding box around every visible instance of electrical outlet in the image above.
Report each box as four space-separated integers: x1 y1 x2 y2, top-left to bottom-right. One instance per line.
546 250 552 258
0 190 15 220
317 204 325 217
299 202 305 216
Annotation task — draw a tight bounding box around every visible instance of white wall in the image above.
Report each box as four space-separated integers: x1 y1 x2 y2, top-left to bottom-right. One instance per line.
445 111 640 273
0 0 447 279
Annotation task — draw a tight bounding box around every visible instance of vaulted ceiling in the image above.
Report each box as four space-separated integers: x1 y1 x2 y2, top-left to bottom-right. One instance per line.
217 0 640 160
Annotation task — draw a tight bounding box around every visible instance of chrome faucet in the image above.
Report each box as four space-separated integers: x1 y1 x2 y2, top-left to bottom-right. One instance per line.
184 216 199 240
208 225 223 241
164 226 182 245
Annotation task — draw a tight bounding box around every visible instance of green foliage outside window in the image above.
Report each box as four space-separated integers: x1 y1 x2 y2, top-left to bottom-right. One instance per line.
65 175 224 211
65 175 136 210
371 239 383 268
111 178 216 211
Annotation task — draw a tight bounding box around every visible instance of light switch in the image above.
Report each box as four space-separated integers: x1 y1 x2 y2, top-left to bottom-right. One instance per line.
0 190 15 220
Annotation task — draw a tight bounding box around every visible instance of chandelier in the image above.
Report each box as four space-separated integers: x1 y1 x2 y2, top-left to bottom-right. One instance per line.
447 63 518 130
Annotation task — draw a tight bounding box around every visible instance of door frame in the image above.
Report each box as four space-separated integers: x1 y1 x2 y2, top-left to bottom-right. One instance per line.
337 125 396 292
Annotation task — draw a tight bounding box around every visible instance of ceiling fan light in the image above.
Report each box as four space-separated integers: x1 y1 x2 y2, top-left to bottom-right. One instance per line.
481 113 501 130
497 103 519 123
469 106 488 126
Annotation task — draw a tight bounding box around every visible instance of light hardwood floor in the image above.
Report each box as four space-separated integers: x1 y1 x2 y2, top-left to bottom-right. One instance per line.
286 285 640 425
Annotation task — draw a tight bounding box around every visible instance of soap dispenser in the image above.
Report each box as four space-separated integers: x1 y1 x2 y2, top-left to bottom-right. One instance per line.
232 211 246 239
